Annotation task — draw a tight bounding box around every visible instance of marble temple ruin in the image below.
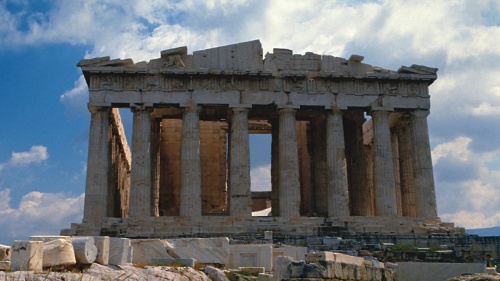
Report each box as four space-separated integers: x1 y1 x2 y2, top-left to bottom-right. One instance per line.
62 40 460 239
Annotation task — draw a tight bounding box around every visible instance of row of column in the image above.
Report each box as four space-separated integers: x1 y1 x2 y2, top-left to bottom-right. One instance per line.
83 104 437 223
369 110 438 217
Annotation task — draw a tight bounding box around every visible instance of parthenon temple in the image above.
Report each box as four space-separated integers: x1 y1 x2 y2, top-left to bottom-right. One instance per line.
62 40 458 238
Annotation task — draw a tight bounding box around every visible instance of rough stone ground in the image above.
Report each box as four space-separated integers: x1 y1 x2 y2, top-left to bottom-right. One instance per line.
448 273 500 281
0 263 208 281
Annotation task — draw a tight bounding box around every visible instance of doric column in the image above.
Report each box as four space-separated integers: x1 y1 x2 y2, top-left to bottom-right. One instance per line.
229 107 252 216
180 105 202 216
83 105 111 223
371 110 397 216
391 128 403 216
398 119 417 217
129 105 153 218
326 108 350 217
278 107 301 217
270 119 280 216
312 118 327 216
344 111 370 216
150 118 161 217
410 109 438 217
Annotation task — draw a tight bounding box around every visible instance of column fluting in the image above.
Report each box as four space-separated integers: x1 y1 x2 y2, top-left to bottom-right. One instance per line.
129 105 153 218
83 105 111 223
150 118 161 217
180 105 202 216
398 121 417 217
345 111 371 215
326 108 350 217
278 108 301 217
229 108 252 216
410 109 438 217
371 110 397 216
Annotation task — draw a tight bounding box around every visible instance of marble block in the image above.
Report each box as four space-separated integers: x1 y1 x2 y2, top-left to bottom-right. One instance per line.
42 238 76 267
93 236 110 265
229 244 272 272
109 237 133 265
164 237 230 265
131 239 171 265
11 240 43 272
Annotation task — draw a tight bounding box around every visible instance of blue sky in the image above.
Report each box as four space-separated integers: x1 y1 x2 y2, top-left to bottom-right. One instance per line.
0 0 499 245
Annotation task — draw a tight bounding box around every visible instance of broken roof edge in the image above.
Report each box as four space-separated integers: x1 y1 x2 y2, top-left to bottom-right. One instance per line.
77 40 438 84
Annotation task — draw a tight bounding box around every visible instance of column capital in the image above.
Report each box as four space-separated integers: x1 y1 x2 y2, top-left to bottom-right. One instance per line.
411 109 430 118
130 104 153 112
181 105 201 114
277 107 297 115
87 104 110 113
330 107 344 115
369 109 392 117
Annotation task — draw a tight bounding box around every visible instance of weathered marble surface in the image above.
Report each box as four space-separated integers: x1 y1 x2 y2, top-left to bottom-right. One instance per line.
93 236 110 265
229 244 273 272
0 263 209 281
131 239 171 265
164 237 230 265
108 237 133 265
11 240 43 272
41 238 76 267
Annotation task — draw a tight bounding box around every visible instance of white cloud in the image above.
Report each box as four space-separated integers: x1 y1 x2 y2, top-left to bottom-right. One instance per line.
432 137 472 165
60 75 89 114
433 137 500 228
0 189 84 245
251 164 271 192
472 101 500 117
0 146 48 171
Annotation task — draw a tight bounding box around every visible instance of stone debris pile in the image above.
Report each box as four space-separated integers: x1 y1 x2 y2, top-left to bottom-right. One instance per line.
0 235 397 281
275 252 394 281
0 263 208 281
2 235 493 281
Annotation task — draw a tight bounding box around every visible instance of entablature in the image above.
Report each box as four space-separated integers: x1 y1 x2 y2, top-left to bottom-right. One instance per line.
80 40 436 111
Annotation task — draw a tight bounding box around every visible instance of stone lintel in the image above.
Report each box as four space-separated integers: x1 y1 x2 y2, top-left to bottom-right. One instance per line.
87 91 431 112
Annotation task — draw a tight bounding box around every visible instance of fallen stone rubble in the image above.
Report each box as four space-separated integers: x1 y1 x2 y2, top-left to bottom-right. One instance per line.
0 263 208 281
275 252 394 281
1 235 494 281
